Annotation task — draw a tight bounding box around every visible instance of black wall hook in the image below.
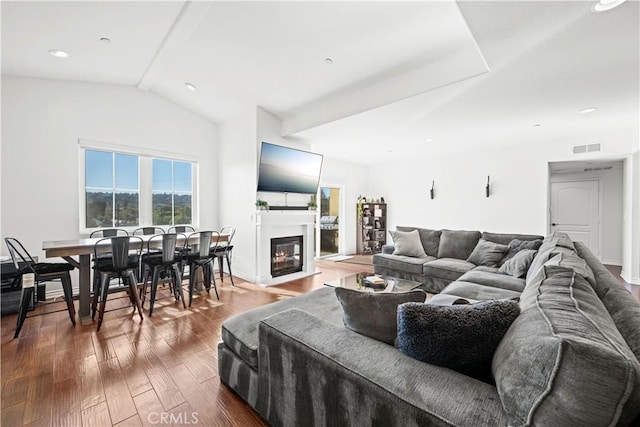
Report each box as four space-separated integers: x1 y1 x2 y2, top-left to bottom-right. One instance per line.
430 181 435 199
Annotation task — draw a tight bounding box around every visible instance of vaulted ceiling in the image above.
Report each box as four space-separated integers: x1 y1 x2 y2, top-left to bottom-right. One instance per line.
2 1 638 164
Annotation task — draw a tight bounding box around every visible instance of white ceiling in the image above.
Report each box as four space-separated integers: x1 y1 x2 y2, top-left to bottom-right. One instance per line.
2 1 639 165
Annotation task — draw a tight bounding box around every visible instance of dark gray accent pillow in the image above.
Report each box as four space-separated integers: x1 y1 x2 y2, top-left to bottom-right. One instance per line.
335 288 426 345
389 229 427 258
437 230 481 260
499 249 537 278
397 226 441 257
499 238 543 265
396 300 520 379
466 239 509 267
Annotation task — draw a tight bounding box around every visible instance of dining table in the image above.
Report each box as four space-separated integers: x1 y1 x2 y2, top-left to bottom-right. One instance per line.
43 232 228 325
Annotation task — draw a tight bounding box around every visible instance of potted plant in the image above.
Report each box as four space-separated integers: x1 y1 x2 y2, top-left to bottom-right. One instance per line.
308 195 317 210
255 199 268 211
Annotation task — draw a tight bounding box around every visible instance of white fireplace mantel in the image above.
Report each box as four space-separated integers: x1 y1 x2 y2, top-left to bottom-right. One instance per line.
253 210 317 286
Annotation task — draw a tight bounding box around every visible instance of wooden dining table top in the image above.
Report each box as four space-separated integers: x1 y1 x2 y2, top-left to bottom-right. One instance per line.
43 233 229 258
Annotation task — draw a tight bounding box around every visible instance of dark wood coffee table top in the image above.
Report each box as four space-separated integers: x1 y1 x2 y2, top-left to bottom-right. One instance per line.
324 272 422 293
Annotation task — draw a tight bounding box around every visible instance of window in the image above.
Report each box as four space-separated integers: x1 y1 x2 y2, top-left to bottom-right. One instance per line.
80 141 198 233
85 150 139 227
152 159 193 226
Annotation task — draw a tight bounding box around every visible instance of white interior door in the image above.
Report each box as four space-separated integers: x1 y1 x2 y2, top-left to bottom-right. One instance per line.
550 180 600 256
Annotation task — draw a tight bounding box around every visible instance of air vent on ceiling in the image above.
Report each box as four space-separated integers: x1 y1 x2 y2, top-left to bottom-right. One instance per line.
573 143 602 154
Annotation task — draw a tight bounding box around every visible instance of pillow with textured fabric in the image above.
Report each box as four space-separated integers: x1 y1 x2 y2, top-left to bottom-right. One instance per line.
438 230 481 260
335 288 426 345
466 239 509 267
396 300 520 379
499 239 543 265
499 249 537 278
390 229 428 258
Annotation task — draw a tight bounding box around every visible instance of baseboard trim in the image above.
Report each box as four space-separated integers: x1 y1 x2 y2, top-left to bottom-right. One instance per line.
601 259 622 266
620 270 640 286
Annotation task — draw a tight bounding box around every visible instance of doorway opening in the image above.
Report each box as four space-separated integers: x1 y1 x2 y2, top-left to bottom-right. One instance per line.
548 159 624 265
318 186 341 257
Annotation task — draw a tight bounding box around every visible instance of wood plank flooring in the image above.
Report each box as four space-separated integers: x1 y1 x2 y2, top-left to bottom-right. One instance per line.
1 260 369 426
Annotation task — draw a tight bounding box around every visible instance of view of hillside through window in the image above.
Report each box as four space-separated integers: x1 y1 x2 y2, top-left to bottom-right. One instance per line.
85 150 139 228
152 159 192 226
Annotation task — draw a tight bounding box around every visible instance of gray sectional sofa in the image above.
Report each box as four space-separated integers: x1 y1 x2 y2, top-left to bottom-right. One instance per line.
218 231 640 426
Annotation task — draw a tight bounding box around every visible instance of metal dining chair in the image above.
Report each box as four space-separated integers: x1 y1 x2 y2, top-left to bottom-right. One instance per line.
184 231 220 306
139 233 186 316
4 237 76 338
91 236 144 331
168 225 196 234
211 226 236 286
132 227 165 236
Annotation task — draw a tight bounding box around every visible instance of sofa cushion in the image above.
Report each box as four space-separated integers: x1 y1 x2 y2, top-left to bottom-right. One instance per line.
373 253 435 275
546 248 596 286
499 249 537 279
466 239 509 267
437 230 481 260
458 270 526 293
525 238 558 284
423 258 475 282
397 300 520 380
499 238 543 265
441 281 522 301
397 226 441 257
493 265 640 427
389 229 427 258
335 288 426 345
221 287 342 369
481 232 544 246
545 231 576 251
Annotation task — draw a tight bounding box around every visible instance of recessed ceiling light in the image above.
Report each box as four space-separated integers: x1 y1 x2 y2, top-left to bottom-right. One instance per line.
325 58 333 65
592 0 627 12
100 37 111 43
184 82 196 91
387 150 393 153
533 123 541 127
426 138 433 143
48 49 69 58
579 107 598 114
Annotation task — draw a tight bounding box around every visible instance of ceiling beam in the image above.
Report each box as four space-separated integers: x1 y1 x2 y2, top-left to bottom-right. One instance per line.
137 0 214 91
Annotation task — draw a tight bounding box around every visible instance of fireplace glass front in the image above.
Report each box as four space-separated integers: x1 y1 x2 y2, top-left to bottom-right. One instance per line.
271 235 303 278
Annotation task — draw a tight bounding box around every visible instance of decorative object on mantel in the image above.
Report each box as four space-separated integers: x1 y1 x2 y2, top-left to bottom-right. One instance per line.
307 195 317 211
255 199 269 211
430 181 435 200
486 176 491 198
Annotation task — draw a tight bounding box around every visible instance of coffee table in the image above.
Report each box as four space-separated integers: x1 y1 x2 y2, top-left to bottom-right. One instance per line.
325 272 422 293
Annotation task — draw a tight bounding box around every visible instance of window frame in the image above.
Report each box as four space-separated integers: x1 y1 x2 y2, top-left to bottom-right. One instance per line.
78 139 199 234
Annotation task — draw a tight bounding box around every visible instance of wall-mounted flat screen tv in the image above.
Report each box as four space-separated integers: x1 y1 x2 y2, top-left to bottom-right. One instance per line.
257 142 323 194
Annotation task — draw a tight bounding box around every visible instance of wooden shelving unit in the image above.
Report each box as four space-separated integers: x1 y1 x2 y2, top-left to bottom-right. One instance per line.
356 202 386 254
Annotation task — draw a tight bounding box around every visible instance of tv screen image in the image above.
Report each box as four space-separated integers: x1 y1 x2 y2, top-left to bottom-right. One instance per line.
257 142 323 194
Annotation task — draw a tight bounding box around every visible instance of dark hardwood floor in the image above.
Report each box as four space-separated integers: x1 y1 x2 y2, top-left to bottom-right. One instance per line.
0 260 369 427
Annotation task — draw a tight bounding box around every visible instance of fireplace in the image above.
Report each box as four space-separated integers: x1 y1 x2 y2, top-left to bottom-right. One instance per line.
271 235 303 278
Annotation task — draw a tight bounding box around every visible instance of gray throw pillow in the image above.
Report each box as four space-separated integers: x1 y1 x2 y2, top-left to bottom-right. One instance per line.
499 249 537 278
334 288 426 345
397 227 441 257
396 300 520 380
390 229 427 258
437 230 481 260
466 239 509 267
499 239 543 265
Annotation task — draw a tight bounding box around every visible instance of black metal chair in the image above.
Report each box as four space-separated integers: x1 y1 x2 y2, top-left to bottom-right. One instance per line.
90 228 130 290
168 225 195 234
132 227 165 236
90 228 129 238
139 233 186 316
185 231 220 306
91 236 144 331
211 226 236 286
4 238 76 338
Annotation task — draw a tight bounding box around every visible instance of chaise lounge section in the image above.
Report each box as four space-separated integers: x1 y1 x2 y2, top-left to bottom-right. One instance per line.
218 231 640 426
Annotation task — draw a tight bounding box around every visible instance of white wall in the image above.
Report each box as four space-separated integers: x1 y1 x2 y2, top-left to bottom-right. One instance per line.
368 137 638 282
550 166 624 265
622 151 640 284
1 76 218 268
217 109 258 281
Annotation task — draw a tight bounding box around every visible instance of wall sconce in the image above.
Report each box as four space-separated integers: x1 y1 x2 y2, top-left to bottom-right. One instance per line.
486 176 491 198
430 181 435 199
